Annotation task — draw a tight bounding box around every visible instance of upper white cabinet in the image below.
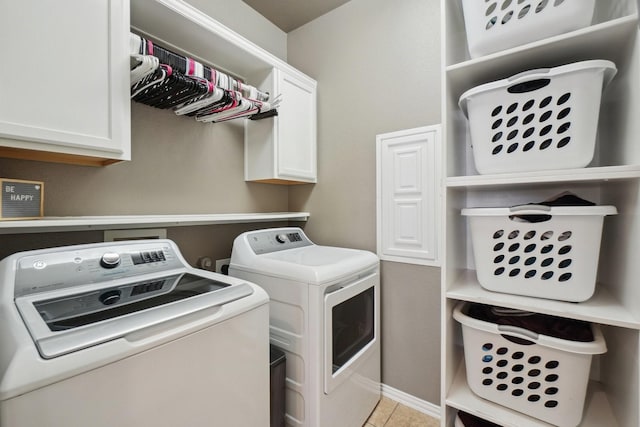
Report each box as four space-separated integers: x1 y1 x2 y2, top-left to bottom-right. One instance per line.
376 126 441 266
131 0 318 184
0 0 131 166
245 68 317 184
441 1 640 426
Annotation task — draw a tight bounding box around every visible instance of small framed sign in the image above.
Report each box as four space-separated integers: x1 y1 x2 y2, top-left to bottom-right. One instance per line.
1 178 44 220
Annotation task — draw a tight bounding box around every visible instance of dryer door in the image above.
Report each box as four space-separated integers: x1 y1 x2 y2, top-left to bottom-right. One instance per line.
323 270 378 394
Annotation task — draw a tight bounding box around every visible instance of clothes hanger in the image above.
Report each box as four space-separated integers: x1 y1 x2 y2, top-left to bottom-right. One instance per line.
142 73 210 109
129 32 278 121
130 55 160 86
174 85 224 115
197 94 281 123
131 65 171 99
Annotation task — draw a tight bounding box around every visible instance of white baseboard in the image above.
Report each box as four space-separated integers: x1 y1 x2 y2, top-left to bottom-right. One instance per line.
381 383 441 420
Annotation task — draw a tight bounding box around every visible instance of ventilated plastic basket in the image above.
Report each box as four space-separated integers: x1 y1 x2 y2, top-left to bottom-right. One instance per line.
454 302 607 427
461 204 617 302
458 60 617 175
461 0 596 58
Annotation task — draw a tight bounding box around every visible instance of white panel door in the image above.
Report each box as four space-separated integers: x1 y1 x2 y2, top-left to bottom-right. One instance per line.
0 0 130 161
377 125 441 266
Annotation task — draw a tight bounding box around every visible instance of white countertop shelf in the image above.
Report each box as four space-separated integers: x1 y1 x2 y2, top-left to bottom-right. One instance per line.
446 361 618 427
0 212 309 234
447 270 640 330
446 165 640 189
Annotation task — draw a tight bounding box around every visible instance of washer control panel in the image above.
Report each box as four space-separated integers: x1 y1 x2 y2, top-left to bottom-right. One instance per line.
14 240 184 298
246 228 312 254
100 252 121 269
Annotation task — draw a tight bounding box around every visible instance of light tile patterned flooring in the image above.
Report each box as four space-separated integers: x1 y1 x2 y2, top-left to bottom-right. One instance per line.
364 396 440 427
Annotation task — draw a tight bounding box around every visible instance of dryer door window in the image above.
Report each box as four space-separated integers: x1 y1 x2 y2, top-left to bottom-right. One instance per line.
332 286 374 373
324 271 378 394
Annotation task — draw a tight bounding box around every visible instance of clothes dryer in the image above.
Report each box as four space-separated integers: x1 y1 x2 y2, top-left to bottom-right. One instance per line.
230 227 380 427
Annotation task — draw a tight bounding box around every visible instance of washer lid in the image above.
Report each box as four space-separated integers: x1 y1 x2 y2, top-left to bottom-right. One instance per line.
16 272 254 359
234 245 379 284
4 240 259 360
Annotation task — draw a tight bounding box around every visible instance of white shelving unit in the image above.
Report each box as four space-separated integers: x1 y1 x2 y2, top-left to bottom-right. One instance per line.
0 212 309 235
441 1 640 426
130 0 317 184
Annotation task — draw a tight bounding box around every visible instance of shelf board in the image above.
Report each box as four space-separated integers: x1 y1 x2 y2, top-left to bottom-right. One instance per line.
0 212 309 234
446 14 639 98
446 361 619 427
131 0 276 79
447 270 640 329
446 165 640 188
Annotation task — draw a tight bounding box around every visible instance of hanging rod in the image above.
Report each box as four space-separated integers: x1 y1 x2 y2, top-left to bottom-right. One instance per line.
129 33 280 123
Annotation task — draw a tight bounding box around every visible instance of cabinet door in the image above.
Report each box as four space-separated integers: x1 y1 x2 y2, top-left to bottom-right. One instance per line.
244 67 317 184
376 126 441 266
275 68 317 182
0 0 130 164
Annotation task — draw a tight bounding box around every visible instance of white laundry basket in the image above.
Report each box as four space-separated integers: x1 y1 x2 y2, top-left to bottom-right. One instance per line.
461 0 596 58
461 204 617 302
458 60 617 175
454 302 607 427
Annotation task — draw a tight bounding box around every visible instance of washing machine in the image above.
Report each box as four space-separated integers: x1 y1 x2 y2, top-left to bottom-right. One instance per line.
229 227 380 427
0 239 269 427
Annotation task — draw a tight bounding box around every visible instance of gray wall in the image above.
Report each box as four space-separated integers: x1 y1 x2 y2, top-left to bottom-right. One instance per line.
184 0 288 61
0 104 287 216
0 1 289 263
0 104 292 265
286 0 442 404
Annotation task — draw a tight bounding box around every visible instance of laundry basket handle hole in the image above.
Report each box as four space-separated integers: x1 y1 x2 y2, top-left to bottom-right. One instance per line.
498 325 539 345
510 204 552 213
509 214 552 223
507 78 551 94
507 68 551 84
508 205 553 223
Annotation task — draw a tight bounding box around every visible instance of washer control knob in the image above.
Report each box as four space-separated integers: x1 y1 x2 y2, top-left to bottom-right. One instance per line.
100 252 121 269
99 289 122 306
276 234 288 244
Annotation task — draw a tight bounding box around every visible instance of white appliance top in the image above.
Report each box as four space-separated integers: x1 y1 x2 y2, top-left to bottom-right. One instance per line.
230 227 379 284
0 240 266 361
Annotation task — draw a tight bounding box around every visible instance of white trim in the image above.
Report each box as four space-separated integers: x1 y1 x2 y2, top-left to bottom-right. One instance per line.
381 383 441 420
0 212 310 234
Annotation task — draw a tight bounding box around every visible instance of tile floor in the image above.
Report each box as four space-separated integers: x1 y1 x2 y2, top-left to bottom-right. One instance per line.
364 396 440 427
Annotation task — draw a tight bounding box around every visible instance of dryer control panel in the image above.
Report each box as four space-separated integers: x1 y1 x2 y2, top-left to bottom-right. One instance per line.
246 228 313 254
